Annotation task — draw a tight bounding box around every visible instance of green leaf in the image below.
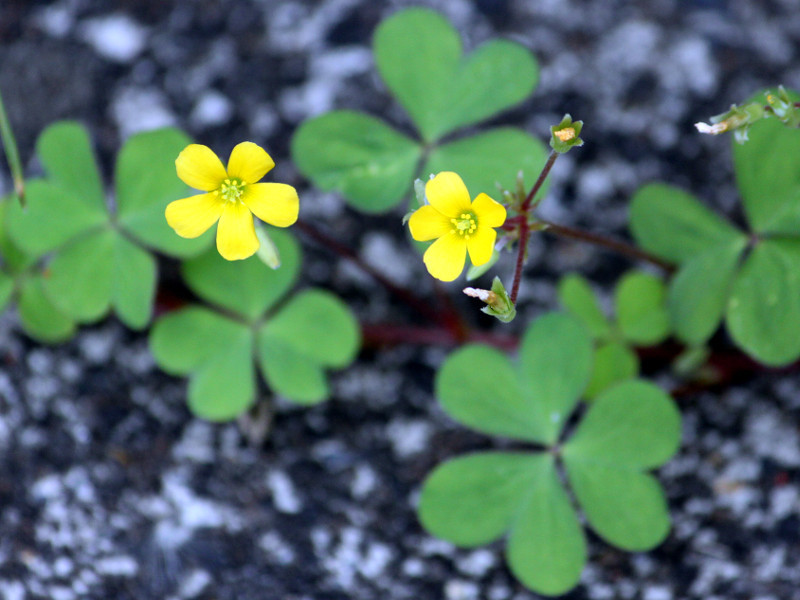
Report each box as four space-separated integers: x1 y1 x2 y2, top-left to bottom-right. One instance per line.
36 121 105 212
17 276 76 344
558 273 613 340
668 239 745 346
291 110 421 213
506 455 586 597
436 344 543 443
116 127 212 258
258 290 360 368
734 109 800 234
630 183 744 264
614 271 670 345
0 271 12 312
256 337 328 404
181 228 300 321
150 306 248 375
726 239 800 366
564 380 681 469
43 229 114 323
518 312 593 444
563 380 680 550
5 180 107 258
563 463 671 551
584 341 639 399
256 290 360 405
187 328 256 421
423 128 548 202
111 235 156 329
374 8 537 142
419 452 547 546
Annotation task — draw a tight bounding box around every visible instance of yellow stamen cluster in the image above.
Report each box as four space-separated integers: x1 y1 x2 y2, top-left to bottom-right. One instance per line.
451 213 477 238
554 127 576 142
219 178 245 202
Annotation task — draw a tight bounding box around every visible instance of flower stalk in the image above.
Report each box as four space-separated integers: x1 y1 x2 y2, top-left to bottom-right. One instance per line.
0 88 24 206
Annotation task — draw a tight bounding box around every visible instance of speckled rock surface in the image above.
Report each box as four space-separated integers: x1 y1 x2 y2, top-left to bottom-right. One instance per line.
1 1 799 599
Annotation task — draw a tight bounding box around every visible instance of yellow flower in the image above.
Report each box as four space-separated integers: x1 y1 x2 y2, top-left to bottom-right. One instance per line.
408 172 506 282
166 142 299 261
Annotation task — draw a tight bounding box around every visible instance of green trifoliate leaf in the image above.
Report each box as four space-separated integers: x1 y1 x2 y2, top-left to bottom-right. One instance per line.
419 452 586 597
423 128 548 203
668 238 746 346
558 273 613 340
35 121 105 212
181 228 300 322
116 127 211 258
630 183 745 264
549 114 584 154
17 276 76 344
436 344 533 441
5 180 107 258
518 313 593 444
733 94 800 235
291 110 421 213
373 8 538 143
584 341 639 399
257 289 360 369
43 229 115 323
563 380 680 550
187 329 256 421
614 271 670 346
110 234 157 330
726 239 800 366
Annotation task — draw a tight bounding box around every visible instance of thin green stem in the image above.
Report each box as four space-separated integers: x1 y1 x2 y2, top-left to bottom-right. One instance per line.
0 89 24 206
521 150 558 211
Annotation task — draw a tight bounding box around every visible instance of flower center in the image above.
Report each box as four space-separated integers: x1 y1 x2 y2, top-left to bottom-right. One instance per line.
219 178 246 202
451 212 478 238
554 127 576 142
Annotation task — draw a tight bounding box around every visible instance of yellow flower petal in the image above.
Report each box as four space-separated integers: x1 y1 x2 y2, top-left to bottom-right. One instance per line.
226 142 275 184
471 193 507 228
176 144 228 191
165 192 225 238
216 201 259 260
425 172 471 218
408 205 452 241
423 233 467 282
243 183 299 228
466 226 497 267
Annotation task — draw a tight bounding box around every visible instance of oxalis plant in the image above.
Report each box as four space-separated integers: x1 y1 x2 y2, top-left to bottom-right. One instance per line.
1 7 799 597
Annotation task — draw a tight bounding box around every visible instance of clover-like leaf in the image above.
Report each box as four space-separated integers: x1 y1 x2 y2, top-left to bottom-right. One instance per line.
562 380 680 550
518 312 593 443
6 179 107 258
558 273 613 340
584 341 639 399
17 276 76 343
423 128 548 203
35 121 105 212
734 94 800 235
630 183 744 265
291 111 422 213
726 239 800 366
374 8 538 142
256 289 360 404
420 452 586 596
116 127 212 258
150 306 256 421
437 313 592 445
614 271 670 346
668 238 746 346
181 228 300 322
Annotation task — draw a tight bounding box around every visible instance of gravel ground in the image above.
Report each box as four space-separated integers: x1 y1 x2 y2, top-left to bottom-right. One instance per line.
1 1 800 599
